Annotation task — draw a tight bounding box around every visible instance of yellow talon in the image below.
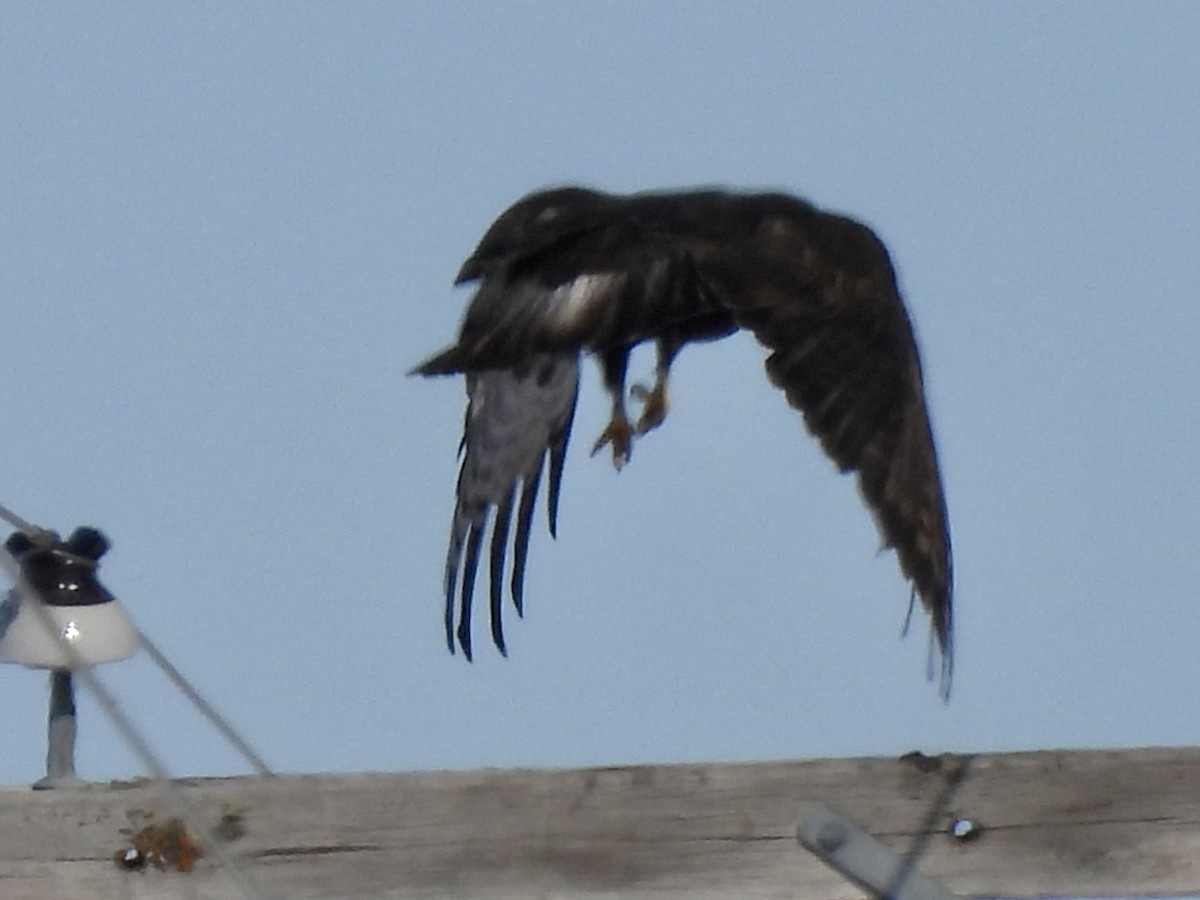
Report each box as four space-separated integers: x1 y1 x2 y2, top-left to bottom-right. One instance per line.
591 413 633 470
631 381 669 434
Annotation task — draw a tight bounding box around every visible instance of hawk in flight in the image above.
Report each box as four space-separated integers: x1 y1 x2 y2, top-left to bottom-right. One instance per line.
415 186 953 690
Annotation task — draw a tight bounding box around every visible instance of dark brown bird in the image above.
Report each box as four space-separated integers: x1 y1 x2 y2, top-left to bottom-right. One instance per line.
415 186 953 693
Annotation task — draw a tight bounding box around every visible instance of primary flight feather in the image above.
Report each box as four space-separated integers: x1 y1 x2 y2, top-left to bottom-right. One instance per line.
415 185 953 690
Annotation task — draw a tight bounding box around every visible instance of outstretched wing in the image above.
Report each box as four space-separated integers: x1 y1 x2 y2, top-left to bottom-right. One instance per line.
675 194 953 686
442 353 579 658
417 186 952 690
416 188 685 660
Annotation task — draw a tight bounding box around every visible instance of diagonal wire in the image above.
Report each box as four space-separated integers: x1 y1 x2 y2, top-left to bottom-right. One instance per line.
0 514 275 900
0 500 56 545
136 630 273 776
0 500 271 775
883 754 974 899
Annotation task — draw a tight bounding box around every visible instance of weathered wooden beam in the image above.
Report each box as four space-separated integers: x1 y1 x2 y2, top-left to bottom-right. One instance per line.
2 746 1199 899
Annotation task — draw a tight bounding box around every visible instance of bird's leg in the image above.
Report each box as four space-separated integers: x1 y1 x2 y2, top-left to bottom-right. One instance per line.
590 347 633 470
630 378 668 435
631 336 679 435
591 395 633 470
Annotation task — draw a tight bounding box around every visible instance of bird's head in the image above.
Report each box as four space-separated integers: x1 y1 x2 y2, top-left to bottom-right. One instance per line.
455 186 613 284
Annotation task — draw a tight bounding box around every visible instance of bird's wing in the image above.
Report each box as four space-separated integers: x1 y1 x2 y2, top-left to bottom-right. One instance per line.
679 196 953 687
419 187 951 688
443 353 579 659
416 189 695 660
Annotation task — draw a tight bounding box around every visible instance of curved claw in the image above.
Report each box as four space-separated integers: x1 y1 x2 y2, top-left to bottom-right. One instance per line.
590 414 633 470
630 381 669 435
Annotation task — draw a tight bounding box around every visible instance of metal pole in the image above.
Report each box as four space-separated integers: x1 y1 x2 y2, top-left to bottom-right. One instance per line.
33 670 85 790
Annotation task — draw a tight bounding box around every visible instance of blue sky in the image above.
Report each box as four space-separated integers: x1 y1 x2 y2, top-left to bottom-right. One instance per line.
2 2 1198 785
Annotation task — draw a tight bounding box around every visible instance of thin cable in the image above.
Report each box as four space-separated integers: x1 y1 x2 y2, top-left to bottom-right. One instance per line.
0 539 273 900
883 754 973 899
137 629 273 776
0 507 272 774
0 500 54 543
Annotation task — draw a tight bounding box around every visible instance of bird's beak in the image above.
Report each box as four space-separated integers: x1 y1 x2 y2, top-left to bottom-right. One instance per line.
454 256 483 285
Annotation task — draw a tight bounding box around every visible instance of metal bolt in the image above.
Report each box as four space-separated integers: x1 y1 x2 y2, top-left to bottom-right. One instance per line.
950 816 982 842
116 847 146 870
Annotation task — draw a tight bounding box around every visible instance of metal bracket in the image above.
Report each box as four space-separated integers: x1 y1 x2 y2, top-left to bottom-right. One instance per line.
797 804 963 900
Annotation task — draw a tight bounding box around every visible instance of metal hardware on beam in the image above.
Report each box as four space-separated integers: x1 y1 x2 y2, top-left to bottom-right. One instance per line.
797 804 963 900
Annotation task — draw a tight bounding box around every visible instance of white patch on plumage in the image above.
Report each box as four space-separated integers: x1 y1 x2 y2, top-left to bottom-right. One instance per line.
549 273 622 331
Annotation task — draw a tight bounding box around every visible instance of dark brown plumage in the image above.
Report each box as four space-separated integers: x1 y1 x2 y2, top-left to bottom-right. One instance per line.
415 185 953 692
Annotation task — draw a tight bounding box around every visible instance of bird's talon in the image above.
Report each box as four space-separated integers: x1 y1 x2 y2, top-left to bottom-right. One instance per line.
591 418 633 469
632 382 669 435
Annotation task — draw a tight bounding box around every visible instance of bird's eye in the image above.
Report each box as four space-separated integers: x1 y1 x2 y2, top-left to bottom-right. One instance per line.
534 206 561 225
